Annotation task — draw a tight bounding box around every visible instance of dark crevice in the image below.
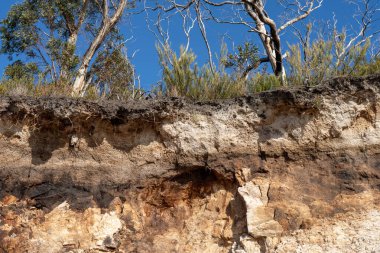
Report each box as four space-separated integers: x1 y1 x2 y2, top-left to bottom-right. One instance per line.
170 167 217 186
257 237 267 253
259 151 267 161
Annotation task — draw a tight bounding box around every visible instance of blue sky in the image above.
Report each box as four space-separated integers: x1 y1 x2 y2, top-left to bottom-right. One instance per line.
0 0 377 89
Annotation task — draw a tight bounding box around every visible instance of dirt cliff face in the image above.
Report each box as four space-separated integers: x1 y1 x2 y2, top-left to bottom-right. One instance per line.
1 75 380 253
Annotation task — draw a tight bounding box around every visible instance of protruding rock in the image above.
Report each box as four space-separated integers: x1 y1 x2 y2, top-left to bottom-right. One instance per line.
238 180 283 238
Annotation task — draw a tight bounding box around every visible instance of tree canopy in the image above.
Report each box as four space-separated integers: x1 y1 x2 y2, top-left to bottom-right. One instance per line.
1 0 133 96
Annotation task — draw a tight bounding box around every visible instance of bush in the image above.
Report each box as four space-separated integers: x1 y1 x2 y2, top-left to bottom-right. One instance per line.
287 39 334 86
1 37 378 101
286 27 378 86
0 77 34 96
247 73 282 93
90 47 136 100
157 45 246 100
352 57 380 76
0 78 75 97
34 80 72 97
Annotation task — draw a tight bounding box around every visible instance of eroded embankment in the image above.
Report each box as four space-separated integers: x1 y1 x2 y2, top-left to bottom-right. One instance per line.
1 75 380 252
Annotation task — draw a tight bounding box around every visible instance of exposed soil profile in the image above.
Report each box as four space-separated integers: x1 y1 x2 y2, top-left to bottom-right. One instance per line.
1 75 380 252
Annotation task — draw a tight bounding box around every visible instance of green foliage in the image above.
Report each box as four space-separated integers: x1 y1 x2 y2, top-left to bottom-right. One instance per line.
287 39 334 86
4 60 39 80
223 42 259 76
195 69 246 100
1 1 78 57
0 44 137 100
0 78 34 96
0 0 139 99
157 35 380 100
84 85 100 100
157 45 197 97
90 47 136 100
0 1 39 56
353 57 380 76
0 0 128 83
286 26 378 86
0 60 38 96
332 31 371 76
0 0 81 81
46 38 79 77
247 72 282 93
156 43 286 99
157 45 245 100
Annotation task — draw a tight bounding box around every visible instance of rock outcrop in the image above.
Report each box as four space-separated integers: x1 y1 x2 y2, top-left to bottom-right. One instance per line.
0 75 380 252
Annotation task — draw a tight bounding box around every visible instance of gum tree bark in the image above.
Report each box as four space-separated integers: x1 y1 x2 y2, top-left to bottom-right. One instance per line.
72 0 127 96
242 0 323 83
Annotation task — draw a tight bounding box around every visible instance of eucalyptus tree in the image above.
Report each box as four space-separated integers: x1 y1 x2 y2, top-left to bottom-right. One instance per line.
0 0 134 96
146 0 323 83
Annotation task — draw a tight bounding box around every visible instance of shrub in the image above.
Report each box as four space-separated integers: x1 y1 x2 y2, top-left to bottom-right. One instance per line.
351 57 380 76
34 80 72 97
157 45 246 100
0 77 34 96
247 73 282 93
90 47 136 100
287 39 334 86
286 27 378 86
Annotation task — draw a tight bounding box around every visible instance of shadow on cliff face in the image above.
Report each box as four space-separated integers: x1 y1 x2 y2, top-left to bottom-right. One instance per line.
0 162 239 209
1 163 250 250
1 172 120 210
0 113 165 209
26 114 161 165
226 190 248 243
28 127 67 165
0 165 249 252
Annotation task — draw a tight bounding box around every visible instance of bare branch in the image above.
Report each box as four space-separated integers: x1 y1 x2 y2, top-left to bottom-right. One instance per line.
335 0 379 66
278 0 323 33
291 22 312 61
241 57 269 80
148 0 194 13
204 0 241 6
195 0 214 73
103 0 109 19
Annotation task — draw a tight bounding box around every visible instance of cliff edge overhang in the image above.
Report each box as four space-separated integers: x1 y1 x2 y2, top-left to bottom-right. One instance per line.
1 75 380 252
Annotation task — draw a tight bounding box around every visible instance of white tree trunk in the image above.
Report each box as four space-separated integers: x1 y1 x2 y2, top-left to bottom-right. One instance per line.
243 0 319 84
244 1 281 76
72 66 87 95
256 22 277 74
281 65 287 86
72 0 127 96
72 24 110 96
